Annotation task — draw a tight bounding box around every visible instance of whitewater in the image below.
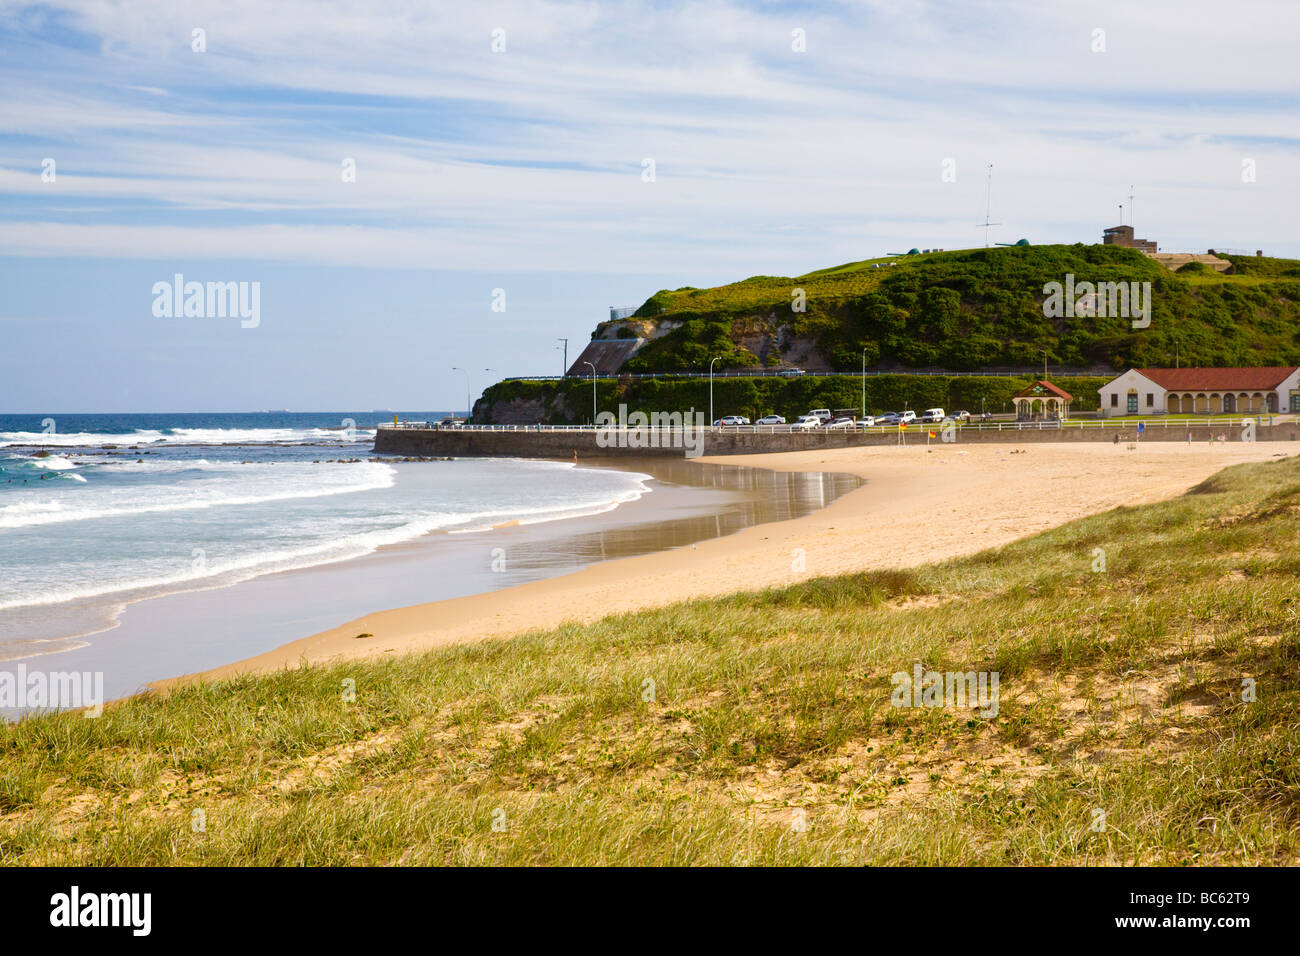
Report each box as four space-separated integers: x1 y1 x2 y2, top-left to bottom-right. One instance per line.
0 413 650 660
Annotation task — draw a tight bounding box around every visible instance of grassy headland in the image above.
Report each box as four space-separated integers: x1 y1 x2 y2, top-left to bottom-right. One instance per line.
478 243 1300 424
3 453 1299 865
621 244 1300 373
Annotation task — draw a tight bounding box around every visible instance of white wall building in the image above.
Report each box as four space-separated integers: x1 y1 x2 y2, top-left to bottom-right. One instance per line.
1097 367 1300 417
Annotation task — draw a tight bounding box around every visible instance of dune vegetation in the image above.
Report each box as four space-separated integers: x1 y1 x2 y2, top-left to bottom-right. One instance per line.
2 453 1299 865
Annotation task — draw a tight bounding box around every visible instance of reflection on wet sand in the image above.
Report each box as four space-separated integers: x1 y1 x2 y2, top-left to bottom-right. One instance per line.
487 459 862 585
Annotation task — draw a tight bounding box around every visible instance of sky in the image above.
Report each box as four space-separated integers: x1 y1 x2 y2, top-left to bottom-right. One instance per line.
1 0 1297 412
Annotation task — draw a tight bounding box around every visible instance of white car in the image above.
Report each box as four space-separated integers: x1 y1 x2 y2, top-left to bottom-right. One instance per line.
899 410 917 424
791 415 822 431
919 408 945 423
826 416 856 430
859 415 876 427
756 414 786 425
713 415 746 426
808 408 832 424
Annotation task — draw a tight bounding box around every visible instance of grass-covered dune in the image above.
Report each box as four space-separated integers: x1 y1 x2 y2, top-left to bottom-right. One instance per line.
4 455 1300 865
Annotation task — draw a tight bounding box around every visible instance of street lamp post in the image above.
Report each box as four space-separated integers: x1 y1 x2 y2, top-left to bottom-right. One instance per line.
582 361 597 424
556 338 568 375
709 357 720 425
451 366 471 422
1039 350 1049 381
861 348 868 420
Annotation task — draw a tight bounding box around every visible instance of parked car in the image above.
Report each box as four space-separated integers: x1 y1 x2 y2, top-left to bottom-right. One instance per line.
952 410 971 422
859 415 876 427
756 414 786 425
713 415 746 426
808 408 833 424
778 369 806 378
826 417 856 430
899 410 917 424
791 415 822 431
876 412 901 425
920 407 945 423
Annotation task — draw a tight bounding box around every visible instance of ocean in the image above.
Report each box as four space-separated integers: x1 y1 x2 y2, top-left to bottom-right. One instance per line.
0 412 652 663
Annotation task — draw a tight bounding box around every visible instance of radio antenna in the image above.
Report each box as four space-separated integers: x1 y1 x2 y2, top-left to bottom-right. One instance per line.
977 164 1001 247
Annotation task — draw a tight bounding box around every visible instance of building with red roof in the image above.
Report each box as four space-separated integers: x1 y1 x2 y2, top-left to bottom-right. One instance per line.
1097 367 1300 416
1013 380 1073 421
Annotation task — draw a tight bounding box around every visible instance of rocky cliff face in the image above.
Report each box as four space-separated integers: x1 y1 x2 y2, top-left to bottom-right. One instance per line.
474 391 576 425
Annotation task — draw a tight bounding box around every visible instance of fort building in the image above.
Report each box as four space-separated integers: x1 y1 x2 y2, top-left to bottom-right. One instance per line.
1102 224 1157 253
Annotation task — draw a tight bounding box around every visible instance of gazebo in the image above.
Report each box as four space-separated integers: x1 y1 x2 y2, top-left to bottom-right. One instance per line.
1013 380 1072 422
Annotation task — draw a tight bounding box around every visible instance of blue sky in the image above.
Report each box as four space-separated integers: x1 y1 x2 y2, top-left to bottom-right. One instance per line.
1 0 1297 412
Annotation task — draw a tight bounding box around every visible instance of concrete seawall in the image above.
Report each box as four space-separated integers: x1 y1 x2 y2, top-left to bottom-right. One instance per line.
375 423 1297 458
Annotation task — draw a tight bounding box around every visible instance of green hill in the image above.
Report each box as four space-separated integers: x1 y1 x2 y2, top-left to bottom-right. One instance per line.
477 244 1300 424
615 244 1300 373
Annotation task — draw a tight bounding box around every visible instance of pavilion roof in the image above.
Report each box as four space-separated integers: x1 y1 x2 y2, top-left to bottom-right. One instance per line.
1013 380 1073 401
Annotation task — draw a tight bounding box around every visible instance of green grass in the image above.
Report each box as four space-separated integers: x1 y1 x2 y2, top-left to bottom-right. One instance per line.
4 455 1300 865
1102 414 1285 423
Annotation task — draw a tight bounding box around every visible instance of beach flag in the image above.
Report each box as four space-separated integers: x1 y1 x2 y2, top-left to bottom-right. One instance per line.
928 430 937 439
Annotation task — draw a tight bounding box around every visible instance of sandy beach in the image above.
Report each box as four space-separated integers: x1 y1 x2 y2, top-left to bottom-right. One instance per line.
151 439 1292 691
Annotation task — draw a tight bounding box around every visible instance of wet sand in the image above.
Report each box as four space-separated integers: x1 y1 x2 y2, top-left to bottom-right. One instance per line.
155 440 1293 692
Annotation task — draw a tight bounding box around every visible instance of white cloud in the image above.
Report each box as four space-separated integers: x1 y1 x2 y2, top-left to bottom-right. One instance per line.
0 0 1297 271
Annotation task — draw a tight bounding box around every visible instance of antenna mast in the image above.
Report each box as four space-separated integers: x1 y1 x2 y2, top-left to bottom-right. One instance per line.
977 164 1001 247
1128 184 1135 228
